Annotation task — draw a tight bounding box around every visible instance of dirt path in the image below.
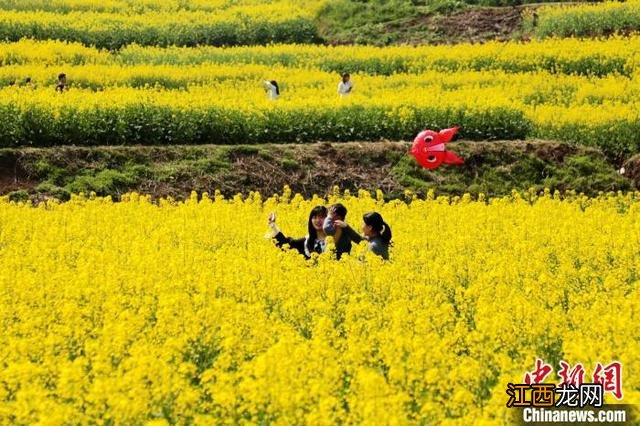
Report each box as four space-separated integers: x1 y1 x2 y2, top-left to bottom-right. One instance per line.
407 6 525 45
351 2 594 46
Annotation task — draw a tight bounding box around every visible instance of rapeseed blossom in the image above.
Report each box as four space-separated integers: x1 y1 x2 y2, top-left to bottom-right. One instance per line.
0 188 638 423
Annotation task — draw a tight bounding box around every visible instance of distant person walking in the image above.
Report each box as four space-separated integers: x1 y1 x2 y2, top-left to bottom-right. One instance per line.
264 80 280 100
337 73 353 97
56 73 67 92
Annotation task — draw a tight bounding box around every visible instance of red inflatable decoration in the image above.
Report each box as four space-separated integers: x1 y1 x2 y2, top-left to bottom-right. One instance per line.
409 126 464 169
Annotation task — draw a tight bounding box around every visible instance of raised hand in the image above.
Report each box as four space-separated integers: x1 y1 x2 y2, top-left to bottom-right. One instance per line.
333 220 347 229
267 212 281 235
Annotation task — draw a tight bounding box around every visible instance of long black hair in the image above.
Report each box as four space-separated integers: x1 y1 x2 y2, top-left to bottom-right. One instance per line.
307 205 328 253
270 80 280 95
363 212 392 245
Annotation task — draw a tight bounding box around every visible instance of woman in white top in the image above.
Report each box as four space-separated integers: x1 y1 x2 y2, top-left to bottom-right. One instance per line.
264 80 280 100
337 73 353 97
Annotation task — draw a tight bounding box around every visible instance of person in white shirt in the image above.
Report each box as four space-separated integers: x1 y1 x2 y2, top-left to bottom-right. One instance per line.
337 73 353 97
264 80 280 100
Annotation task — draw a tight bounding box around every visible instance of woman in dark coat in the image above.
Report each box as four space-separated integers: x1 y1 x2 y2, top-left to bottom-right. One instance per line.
268 206 328 259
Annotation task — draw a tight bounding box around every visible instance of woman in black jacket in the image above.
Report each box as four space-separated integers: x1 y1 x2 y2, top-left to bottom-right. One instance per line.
268 206 328 259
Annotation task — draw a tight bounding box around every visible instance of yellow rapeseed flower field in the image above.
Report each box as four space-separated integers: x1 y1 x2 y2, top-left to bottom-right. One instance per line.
0 188 638 424
2 37 638 74
1 38 639 154
0 1 322 49
529 0 640 38
0 0 321 13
